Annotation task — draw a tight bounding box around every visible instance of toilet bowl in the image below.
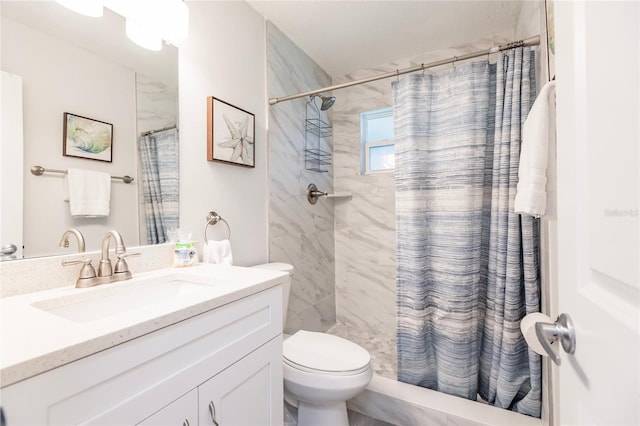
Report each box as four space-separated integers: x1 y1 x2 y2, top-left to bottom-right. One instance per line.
252 263 373 426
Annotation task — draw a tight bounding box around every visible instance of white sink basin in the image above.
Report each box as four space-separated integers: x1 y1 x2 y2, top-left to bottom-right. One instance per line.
31 274 218 323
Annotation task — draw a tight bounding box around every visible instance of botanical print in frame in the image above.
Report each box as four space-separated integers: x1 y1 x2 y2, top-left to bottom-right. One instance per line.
63 113 113 162
207 96 255 168
545 0 556 80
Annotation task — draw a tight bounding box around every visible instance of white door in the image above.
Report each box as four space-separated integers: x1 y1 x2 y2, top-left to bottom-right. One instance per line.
0 71 24 260
554 1 639 425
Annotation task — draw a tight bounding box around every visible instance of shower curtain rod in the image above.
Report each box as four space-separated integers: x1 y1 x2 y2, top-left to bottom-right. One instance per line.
140 124 178 137
269 35 540 106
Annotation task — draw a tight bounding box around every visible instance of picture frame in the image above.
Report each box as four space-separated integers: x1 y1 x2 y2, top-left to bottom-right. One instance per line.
207 96 255 168
545 0 556 80
63 112 113 162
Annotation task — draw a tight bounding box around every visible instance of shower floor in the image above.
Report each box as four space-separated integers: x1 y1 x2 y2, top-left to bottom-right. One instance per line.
325 323 490 405
326 322 397 380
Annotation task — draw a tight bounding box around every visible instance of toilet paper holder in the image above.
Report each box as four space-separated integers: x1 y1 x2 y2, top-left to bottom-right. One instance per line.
535 313 576 366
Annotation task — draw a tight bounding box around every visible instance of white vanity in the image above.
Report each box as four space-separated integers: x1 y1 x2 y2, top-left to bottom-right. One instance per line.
0 264 286 425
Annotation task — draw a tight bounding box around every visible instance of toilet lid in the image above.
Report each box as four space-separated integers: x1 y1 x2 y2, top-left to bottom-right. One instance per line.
283 331 371 374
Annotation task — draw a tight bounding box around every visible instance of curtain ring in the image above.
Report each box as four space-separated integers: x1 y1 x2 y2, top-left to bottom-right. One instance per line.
396 69 399 82
452 56 458 71
421 64 425 77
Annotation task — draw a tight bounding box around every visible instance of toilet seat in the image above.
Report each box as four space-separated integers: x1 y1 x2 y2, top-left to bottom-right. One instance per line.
283 331 371 376
283 357 370 376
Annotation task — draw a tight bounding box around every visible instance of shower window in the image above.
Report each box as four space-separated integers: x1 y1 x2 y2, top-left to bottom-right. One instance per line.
360 107 394 174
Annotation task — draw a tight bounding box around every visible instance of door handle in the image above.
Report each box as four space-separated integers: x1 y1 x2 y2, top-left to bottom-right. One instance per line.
534 313 576 365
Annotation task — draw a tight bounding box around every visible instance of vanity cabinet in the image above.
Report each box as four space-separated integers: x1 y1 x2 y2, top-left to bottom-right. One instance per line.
1 285 283 426
138 389 197 426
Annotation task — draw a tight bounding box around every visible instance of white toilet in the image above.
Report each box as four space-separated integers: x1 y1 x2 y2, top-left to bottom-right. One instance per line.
253 263 373 426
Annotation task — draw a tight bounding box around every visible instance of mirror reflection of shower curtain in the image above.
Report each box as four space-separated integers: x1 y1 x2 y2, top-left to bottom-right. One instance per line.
138 128 179 244
394 47 541 417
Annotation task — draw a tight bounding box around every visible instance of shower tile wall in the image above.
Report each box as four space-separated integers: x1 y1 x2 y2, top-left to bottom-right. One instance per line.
135 73 178 245
332 32 513 350
266 22 336 334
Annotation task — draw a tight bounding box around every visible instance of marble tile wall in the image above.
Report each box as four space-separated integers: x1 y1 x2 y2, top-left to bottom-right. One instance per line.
332 31 513 353
266 23 335 334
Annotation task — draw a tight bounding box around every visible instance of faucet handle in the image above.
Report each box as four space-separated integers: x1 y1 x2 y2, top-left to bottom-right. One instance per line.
113 252 140 281
117 252 141 259
62 258 100 287
62 258 96 278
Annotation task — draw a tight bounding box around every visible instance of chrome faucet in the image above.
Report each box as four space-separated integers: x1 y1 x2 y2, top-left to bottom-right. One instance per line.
97 230 139 281
59 228 86 252
62 230 139 288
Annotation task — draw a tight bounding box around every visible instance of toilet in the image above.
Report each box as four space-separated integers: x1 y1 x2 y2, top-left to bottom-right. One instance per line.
253 263 373 426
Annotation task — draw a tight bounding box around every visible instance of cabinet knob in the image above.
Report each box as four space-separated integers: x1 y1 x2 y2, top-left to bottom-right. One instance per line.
208 401 219 426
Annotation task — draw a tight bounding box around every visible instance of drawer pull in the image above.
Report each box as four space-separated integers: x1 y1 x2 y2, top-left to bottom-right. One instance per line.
183 420 190 426
208 401 219 426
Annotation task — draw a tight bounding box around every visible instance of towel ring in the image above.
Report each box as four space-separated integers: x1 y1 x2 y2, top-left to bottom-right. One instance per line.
204 211 231 243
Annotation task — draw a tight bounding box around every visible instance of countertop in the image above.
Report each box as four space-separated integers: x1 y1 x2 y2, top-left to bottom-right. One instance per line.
0 264 287 387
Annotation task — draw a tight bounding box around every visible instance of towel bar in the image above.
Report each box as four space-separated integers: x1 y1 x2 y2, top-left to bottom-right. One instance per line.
204 211 231 243
31 165 134 184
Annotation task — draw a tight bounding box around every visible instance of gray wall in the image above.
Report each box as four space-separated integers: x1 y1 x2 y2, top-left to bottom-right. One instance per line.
266 22 335 333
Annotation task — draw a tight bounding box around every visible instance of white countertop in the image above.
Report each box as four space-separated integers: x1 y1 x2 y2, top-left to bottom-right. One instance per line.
0 264 287 387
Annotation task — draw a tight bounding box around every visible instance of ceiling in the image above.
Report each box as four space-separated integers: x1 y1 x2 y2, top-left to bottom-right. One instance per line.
248 0 524 77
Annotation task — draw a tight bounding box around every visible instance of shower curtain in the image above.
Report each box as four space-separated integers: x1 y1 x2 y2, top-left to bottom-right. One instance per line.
394 47 541 417
138 128 180 244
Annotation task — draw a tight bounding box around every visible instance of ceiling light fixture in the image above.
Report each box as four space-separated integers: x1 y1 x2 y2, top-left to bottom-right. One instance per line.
58 0 189 52
105 0 188 51
125 20 162 51
55 0 104 18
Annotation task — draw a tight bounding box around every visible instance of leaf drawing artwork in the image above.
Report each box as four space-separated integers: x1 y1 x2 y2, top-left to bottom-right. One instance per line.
218 114 254 164
207 97 255 168
63 113 113 162
66 115 111 154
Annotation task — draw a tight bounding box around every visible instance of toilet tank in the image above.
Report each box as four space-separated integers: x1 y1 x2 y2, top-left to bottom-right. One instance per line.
252 263 293 327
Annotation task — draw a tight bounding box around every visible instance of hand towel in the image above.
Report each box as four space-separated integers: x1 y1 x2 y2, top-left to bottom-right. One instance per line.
64 168 111 217
203 239 233 265
514 81 556 217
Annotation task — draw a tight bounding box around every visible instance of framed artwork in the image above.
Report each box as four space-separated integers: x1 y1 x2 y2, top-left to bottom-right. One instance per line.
63 113 113 162
207 96 255 168
545 0 556 80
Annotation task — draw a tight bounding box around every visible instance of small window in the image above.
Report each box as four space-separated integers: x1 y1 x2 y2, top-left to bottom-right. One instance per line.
361 107 394 174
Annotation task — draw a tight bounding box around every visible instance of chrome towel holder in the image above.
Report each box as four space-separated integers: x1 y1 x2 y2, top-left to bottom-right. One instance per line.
31 165 134 184
204 211 231 243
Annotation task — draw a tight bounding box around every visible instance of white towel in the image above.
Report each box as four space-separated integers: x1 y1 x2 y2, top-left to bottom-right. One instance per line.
514 81 556 217
64 168 111 217
203 239 233 265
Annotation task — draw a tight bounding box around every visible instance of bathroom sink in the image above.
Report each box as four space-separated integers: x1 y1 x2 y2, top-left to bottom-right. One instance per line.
31 274 218 323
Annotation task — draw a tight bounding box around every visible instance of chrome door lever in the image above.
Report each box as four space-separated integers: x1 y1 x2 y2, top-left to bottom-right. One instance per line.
535 313 576 365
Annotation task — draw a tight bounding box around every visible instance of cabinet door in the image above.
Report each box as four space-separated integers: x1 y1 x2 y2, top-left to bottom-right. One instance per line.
198 337 283 426
137 389 197 426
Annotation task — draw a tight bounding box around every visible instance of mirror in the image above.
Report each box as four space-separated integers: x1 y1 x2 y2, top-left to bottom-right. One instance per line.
0 1 178 260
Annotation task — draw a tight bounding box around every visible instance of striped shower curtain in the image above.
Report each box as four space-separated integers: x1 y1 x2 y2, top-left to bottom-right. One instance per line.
394 47 541 417
138 128 180 244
